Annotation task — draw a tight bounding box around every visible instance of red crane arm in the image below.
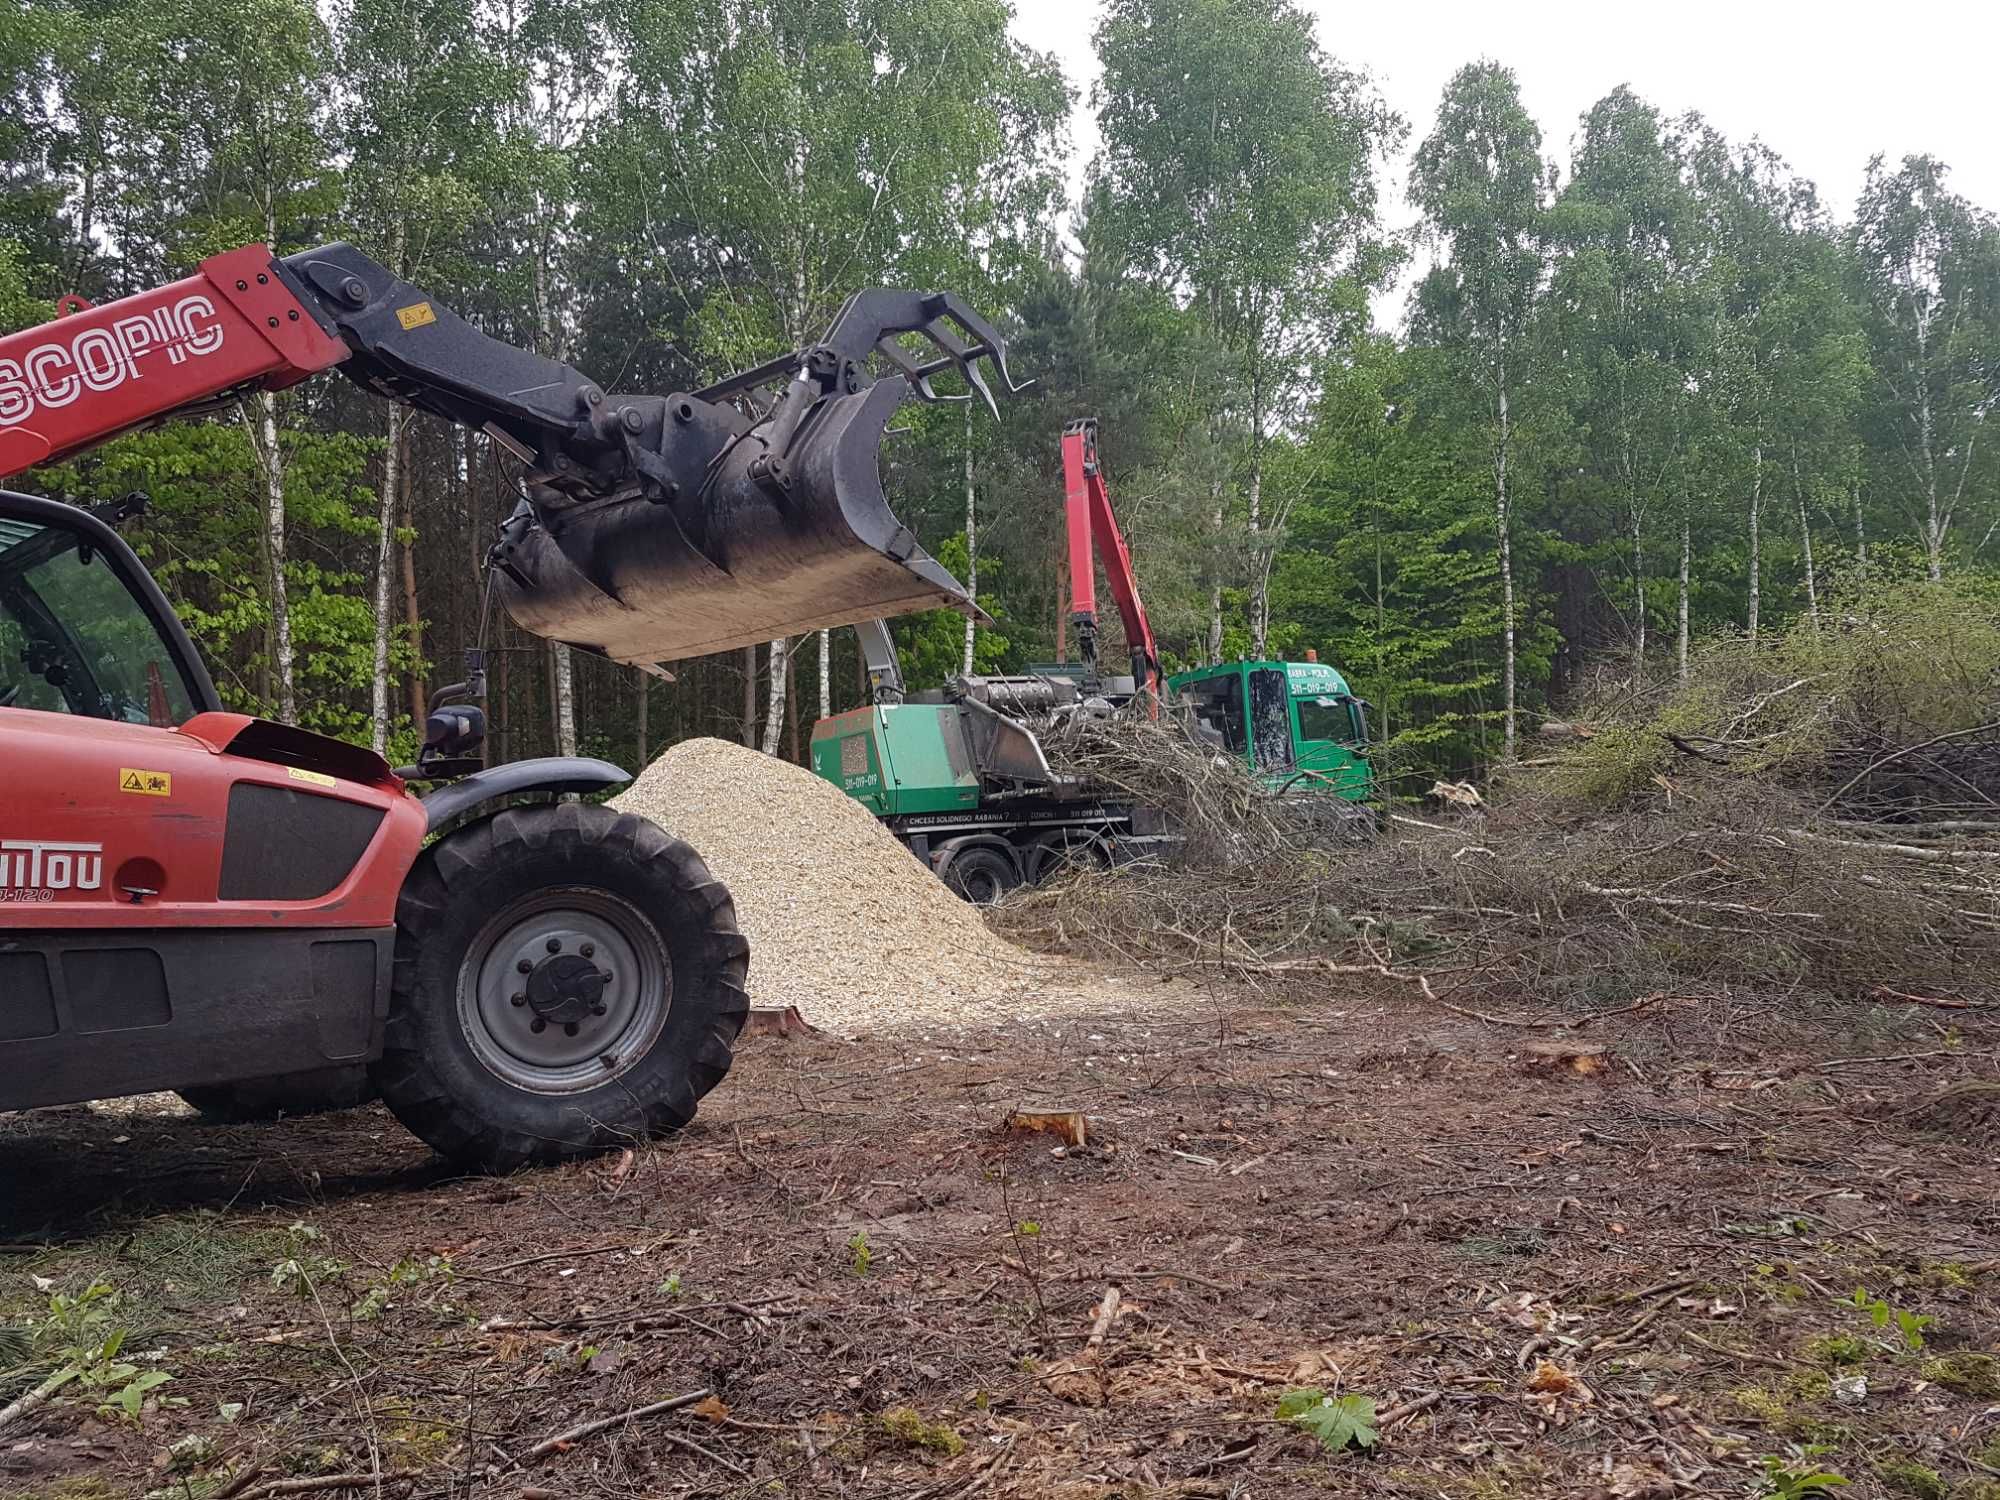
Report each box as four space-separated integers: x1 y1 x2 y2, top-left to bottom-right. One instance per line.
1059 417 1162 704
0 244 350 476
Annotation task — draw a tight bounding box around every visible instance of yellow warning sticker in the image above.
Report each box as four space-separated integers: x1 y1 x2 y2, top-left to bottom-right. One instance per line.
395 301 436 330
287 767 337 789
120 768 172 797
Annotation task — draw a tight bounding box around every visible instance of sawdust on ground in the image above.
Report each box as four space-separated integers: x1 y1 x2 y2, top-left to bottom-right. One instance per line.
612 737 1177 1034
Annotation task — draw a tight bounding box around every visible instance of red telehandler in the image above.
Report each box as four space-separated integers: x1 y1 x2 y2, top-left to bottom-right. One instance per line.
0 240 1018 1169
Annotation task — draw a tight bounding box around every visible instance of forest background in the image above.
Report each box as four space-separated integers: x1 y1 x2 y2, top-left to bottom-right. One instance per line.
5 0 1997 788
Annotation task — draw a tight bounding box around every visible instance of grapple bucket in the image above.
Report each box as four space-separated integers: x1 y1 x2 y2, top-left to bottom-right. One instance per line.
489 290 1019 667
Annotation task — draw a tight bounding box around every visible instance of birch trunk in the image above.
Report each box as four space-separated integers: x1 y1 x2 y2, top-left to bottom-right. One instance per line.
1852 468 1868 570
550 643 576 756
760 636 789 755
1917 311 1944 581
636 672 649 767
1630 505 1646 677
1496 381 1516 762
1206 481 1224 666
369 402 406 754
1246 359 1268 657
817 628 830 717
1677 508 1691 681
251 390 295 723
369 219 408 755
400 431 424 728
1796 445 1820 631
741 645 757 746
1747 440 1762 642
961 405 977 675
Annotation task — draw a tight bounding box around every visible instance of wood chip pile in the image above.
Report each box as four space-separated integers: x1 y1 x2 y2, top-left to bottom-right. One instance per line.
612 738 1101 1032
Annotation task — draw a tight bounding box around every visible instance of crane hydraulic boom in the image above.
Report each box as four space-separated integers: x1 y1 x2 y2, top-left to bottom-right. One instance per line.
0 241 1018 665
1060 417 1161 705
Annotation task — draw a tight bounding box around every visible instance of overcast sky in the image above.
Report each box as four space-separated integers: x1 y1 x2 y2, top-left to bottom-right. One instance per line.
1008 0 2000 328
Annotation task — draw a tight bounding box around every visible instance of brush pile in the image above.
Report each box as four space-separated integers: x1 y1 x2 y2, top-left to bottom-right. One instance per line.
995 577 2000 1017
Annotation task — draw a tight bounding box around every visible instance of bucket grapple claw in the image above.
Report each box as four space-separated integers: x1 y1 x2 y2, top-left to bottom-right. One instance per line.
489 288 1023 667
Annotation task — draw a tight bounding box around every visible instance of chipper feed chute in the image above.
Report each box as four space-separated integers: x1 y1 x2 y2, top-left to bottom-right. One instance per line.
481 290 1021 666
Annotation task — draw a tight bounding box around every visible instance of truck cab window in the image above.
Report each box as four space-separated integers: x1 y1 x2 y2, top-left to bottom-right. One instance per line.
1249 668 1293 769
1296 694 1366 747
0 517 195 725
1181 675 1246 753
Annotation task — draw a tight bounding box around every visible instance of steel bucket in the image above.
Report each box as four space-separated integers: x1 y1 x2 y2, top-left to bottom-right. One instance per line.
491 378 979 665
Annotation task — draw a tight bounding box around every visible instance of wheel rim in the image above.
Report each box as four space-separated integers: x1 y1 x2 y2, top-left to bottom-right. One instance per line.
457 887 672 1094
951 857 1006 905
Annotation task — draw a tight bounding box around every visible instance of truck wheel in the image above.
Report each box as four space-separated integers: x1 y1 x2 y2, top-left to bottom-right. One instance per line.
941 844 1020 905
178 1066 377 1124
1024 830 1113 885
371 802 749 1173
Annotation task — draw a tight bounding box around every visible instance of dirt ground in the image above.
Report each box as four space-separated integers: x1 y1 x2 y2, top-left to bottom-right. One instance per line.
2 980 1996 1500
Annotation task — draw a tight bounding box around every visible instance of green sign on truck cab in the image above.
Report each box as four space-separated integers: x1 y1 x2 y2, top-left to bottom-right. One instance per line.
1166 659 1373 800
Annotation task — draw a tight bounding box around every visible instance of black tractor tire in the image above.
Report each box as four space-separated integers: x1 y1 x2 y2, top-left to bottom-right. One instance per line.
178 1066 378 1124
371 802 749 1173
940 844 1021 905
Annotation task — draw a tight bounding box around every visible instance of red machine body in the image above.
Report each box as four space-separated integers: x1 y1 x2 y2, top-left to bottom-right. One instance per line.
1059 417 1162 707
0 245 349 476
4 707 424 932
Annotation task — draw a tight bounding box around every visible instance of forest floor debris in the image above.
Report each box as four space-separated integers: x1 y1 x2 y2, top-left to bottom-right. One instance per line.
2 994 1994 1499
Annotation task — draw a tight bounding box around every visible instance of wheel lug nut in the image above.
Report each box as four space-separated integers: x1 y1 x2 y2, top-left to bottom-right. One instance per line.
564 1022 580 1037
518 959 533 974
580 943 595 958
530 1017 547 1033
511 992 526 1007
591 1003 607 1017
545 938 562 954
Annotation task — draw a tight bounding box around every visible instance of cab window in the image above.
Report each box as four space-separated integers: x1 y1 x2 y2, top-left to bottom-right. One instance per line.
1248 668 1293 769
1181 674 1247 753
0 515 196 726
1296 694 1364 746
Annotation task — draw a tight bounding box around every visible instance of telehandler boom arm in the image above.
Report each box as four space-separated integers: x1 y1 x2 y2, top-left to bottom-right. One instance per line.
0 241 1019 664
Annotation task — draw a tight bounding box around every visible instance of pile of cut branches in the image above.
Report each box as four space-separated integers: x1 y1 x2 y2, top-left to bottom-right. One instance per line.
994 579 2000 1020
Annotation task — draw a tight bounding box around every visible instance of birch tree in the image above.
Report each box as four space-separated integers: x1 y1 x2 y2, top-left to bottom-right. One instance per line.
1851 155 2000 580
1410 61 1548 760
1548 88 1699 675
1092 0 1399 658
337 0 507 753
598 0 1064 745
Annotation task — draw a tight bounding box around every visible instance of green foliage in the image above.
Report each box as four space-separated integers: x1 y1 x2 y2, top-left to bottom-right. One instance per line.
1876 1459 1948 1500
876 1406 964 1457
1803 1334 1870 1367
1758 1456 1849 1498
1850 1286 1934 1351
1552 573 2000 806
1276 1388 1378 1454
1918 1352 2000 1398
6 2 2000 781
847 1232 872 1278
10 1282 179 1423
269 1222 347 1300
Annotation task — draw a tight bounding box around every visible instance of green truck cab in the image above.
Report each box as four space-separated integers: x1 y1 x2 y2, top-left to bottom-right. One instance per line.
1167 659 1373 802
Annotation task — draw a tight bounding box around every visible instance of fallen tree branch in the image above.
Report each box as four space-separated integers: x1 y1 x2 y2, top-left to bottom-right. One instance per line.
526 1388 712 1460
1789 828 2000 863
0 1364 78 1436
234 1475 415 1499
1817 720 2000 815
